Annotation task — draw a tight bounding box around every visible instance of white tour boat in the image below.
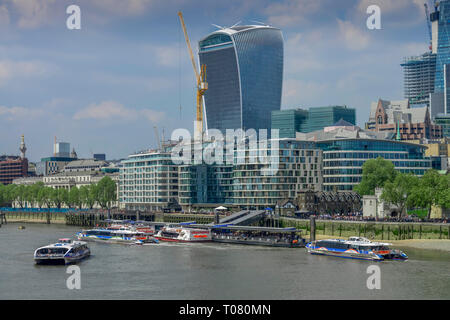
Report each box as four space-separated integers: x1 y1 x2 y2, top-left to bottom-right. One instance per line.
153 225 211 242
34 238 90 265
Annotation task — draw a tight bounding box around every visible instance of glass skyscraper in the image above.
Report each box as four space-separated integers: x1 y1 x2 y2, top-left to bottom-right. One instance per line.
198 25 283 133
433 0 450 113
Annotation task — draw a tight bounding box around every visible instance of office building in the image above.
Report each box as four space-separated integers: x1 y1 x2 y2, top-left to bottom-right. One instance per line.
63 159 108 173
35 141 78 176
271 106 356 138
401 52 436 106
365 99 442 140
198 24 283 133
271 109 308 138
432 0 450 113
435 113 450 137
36 156 77 176
0 136 28 185
0 156 28 185
298 121 432 191
54 142 71 158
93 154 106 161
306 106 355 132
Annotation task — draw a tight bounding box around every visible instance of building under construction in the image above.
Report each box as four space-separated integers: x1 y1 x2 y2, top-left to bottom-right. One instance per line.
401 52 436 106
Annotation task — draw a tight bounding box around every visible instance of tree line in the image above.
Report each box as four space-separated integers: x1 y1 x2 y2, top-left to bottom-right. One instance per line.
0 176 117 210
354 157 450 219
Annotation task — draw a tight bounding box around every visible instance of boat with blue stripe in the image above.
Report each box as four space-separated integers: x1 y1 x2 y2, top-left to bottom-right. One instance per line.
306 236 408 261
77 226 158 244
34 238 90 265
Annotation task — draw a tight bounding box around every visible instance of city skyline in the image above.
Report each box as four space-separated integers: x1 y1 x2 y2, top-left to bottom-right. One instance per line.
0 0 431 161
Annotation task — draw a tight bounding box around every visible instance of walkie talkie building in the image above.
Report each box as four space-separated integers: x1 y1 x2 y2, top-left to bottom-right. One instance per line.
198 25 283 133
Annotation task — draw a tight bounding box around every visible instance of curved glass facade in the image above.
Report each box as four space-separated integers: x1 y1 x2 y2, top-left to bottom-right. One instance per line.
199 26 283 133
317 139 431 191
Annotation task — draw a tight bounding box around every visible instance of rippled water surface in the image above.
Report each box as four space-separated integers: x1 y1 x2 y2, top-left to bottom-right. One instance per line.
1 223 449 299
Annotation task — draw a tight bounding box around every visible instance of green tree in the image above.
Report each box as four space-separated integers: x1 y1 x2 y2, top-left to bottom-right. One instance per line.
354 157 397 195
95 177 117 210
381 173 418 219
68 187 81 209
411 170 450 219
79 185 96 209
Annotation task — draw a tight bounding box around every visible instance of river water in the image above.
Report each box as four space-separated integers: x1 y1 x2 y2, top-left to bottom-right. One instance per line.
0 223 449 300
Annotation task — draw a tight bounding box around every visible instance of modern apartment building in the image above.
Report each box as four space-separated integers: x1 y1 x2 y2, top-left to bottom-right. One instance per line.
178 163 233 210
119 148 179 211
198 24 283 133
232 139 323 210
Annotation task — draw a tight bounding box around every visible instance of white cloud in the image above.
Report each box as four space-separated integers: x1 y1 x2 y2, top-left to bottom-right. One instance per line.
284 32 325 74
0 105 44 120
282 78 328 108
7 0 57 29
264 0 322 27
141 109 165 123
89 0 155 16
73 100 165 123
0 60 52 86
357 0 423 14
337 19 370 51
152 45 179 68
0 5 10 26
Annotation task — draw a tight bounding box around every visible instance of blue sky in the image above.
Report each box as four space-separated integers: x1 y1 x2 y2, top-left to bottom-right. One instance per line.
0 0 431 161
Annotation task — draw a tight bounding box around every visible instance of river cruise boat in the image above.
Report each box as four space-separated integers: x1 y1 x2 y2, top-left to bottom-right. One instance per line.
153 225 211 242
77 227 158 244
306 236 408 261
34 238 90 265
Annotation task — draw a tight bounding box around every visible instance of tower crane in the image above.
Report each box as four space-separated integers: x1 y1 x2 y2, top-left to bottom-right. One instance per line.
178 11 208 140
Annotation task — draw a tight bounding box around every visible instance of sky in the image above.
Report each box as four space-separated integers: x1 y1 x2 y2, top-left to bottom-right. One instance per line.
0 0 432 162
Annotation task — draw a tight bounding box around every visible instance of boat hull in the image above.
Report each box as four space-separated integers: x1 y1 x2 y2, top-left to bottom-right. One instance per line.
153 236 211 243
77 233 143 244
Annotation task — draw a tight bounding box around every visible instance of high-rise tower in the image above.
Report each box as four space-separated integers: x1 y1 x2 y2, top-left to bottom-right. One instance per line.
433 0 450 113
19 135 27 159
198 25 283 134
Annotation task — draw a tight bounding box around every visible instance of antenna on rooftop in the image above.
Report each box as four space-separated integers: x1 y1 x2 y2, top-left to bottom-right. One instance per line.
251 20 270 26
231 21 242 27
212 24 224 29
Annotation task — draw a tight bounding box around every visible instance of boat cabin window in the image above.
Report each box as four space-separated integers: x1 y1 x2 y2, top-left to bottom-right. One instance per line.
37 248 68 255
317 241 349 250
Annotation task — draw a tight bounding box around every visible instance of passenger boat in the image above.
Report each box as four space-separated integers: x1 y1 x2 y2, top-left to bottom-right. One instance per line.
34 238 90 265
77 226 158 244
306 236 408 261
153 225 211 242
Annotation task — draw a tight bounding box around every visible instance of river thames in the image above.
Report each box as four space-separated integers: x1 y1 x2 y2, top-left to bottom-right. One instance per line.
0 223 449 299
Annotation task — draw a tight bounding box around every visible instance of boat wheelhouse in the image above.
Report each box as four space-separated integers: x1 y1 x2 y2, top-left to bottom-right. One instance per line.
34 238 90 265
306 237 408 261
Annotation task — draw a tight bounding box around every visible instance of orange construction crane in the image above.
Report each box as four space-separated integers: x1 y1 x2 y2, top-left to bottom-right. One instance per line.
178 11 208 140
